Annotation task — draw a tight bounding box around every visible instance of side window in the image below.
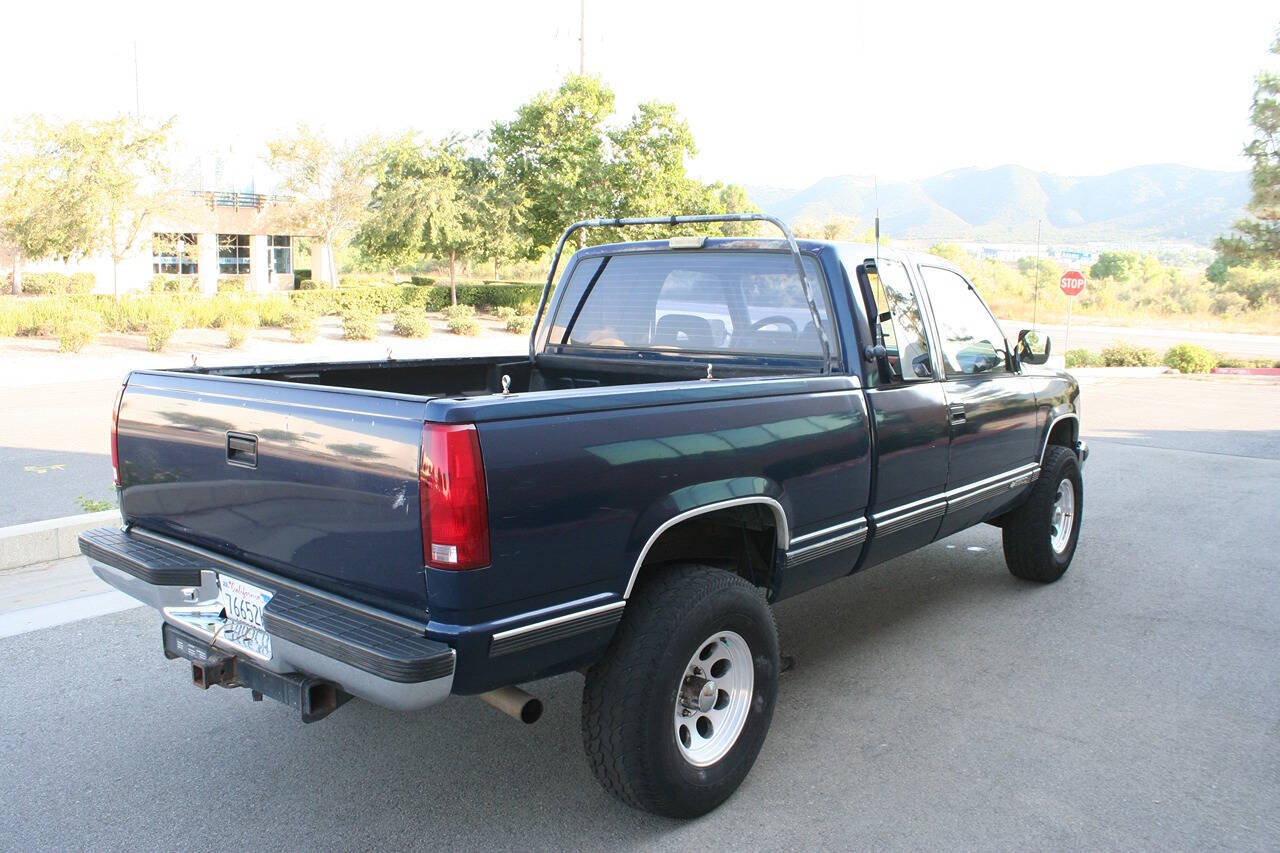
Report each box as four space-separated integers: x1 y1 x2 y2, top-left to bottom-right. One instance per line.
864 260 933 381
918 266 1009 377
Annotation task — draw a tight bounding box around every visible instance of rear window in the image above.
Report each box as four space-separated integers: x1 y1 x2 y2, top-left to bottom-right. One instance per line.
547 251 832 357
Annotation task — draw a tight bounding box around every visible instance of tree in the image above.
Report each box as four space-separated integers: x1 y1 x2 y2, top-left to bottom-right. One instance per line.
490 75 615 251
1089 250 1140 282
358 135 478 303
468 154 528 280
0 117 112 294
267 125 375 288
1214 29 1280 270
83 117 174 297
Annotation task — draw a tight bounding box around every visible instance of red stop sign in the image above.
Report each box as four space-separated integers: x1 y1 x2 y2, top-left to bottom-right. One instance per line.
1060 270 1086 297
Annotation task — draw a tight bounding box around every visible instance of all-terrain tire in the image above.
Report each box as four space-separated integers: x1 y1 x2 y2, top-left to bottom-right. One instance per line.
581 564 779 818
1002 445 1083 583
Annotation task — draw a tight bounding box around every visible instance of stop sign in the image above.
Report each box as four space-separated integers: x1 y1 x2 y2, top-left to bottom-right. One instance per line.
1060 270 1086 297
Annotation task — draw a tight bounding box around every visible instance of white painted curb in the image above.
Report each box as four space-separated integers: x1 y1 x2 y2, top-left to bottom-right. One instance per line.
0 510 120 572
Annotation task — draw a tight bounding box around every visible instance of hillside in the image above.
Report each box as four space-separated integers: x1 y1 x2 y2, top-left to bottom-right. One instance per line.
749 164 1249 245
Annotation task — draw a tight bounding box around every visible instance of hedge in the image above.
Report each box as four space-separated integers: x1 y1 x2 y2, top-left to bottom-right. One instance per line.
150 275 199 294
17 272 95 295
410 275 435 286
1163 344 1216 374
216 276 248 293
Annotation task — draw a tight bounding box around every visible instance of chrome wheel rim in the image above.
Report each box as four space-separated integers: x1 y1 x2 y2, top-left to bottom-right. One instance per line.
673 630 754 767
1050 478 1076 555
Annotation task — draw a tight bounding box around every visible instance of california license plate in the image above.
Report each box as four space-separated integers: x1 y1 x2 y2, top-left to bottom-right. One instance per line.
216 574 274 659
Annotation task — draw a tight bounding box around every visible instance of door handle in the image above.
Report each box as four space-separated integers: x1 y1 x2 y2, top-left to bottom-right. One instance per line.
948 403 966 425
226 432 258 468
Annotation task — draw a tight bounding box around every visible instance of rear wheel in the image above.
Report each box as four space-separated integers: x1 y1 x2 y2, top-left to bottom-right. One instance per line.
581 564 779 817
1002 445 1083 582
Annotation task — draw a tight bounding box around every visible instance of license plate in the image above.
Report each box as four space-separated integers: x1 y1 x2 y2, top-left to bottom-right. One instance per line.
216 574 274 659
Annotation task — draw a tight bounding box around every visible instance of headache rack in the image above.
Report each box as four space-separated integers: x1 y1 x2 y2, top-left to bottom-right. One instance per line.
527 213 836 374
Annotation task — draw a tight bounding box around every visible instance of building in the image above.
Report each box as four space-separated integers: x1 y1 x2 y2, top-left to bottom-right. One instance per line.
24 189 315 296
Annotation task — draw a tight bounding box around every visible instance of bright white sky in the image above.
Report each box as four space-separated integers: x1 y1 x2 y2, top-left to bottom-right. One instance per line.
1 0 1275 189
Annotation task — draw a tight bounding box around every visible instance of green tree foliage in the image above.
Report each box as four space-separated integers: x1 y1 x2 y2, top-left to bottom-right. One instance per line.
1089 251 1140 282
358 135 479 303
0 116 172 296
490 75 615 251
1212 30 1280 273
267 125 375 288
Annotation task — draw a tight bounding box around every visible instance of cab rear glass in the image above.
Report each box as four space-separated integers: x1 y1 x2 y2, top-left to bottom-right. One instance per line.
547 251 832 358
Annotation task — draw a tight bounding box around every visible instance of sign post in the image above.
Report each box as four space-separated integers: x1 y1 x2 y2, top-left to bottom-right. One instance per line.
1059 270 1086 353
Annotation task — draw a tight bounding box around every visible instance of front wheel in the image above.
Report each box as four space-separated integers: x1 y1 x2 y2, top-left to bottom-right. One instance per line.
581 564 779 818
1002 445 1084 582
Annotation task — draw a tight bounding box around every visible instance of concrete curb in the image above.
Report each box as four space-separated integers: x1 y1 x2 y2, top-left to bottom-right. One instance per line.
1066 367 1175 378
0 510 119 572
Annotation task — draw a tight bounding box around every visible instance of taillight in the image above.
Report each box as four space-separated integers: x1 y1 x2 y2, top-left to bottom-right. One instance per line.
110 382 126 487
420 423 490 570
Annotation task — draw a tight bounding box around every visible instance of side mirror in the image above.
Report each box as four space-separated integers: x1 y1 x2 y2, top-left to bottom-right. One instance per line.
911 352 933 378
1016 329 1051 365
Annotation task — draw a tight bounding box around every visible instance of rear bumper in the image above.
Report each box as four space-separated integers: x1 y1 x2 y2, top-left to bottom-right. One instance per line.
80 527 455 712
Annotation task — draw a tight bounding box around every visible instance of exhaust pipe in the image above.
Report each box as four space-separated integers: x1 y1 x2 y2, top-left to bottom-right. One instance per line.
478 686 542 724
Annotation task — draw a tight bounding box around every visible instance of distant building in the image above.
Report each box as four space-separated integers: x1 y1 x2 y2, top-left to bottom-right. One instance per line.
26 190 311 295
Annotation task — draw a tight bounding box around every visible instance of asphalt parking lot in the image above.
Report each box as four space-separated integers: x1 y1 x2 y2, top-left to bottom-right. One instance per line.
0 375 1277 850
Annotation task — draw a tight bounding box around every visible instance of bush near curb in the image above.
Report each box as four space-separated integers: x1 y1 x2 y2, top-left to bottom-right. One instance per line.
1164 344 1217 374
505 315 534 334
392 307 433 337
1065 348 1100 368
146 317 176 351
285 309 319 343
342 308 377 340
1100 340 1160 367
57 311 99 352
447 316 480 336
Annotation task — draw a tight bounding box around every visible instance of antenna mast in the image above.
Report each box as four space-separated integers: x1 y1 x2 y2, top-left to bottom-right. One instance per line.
133 41 140 117
1032 219 1041 329
579 0 585 74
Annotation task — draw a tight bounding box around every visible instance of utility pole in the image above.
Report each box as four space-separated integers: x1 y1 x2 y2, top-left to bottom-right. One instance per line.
579 0 585 74
133 41 140 117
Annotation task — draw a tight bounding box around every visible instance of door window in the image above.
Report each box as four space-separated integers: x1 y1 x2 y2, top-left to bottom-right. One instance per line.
865 260 933 381
919 266 1009 377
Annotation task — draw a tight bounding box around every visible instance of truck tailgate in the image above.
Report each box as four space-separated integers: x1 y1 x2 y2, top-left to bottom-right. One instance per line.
116 370 429 616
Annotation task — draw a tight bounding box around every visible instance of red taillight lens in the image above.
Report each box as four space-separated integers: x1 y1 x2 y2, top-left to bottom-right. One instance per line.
420 423 490 570
110 382 126 487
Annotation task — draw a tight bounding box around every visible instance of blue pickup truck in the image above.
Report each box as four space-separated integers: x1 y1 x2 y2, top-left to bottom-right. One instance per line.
81 214 1086 817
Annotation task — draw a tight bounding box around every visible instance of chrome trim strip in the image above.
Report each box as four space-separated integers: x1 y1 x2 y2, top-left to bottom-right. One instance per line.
785 529 867 565
875 504 945 538
1039 413 1081 465
873 497 947 526
790 517 867 547
625 497 790 599
943 463 1040 501
490 601 626 643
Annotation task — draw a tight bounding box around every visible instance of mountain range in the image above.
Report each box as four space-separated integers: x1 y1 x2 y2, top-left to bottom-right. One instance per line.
746 164 1249 245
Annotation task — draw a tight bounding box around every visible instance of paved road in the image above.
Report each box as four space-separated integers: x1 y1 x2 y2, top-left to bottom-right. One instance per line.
0 376 1277 850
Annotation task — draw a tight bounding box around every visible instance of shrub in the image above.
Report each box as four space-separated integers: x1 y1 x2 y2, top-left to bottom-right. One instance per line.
19 272 71 295
146 317 176 351
150 275 197 294
447 316 480 336
339 272 391 288
296 279 319 290
68 273 95 294
226 325 249 348
1164 343 1217 374
217 276 248 293
254 297 290 328
56 311 99 352
505 314 534 334
493 306 518 321
285 309 319 343
1100 341 1159 367
410 275 435 286
392 307 432 337
1064 348 1100 368
443 303 476 321
294 268 311 282
1214 354 1246 369
342 308 377 340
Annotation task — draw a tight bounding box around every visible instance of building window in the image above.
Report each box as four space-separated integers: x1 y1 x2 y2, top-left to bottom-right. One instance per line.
152 233 198 275
268 236 292 274
218 234 250 275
